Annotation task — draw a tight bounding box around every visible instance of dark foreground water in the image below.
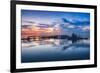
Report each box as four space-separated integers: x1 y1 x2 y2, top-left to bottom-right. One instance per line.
21 39 90 63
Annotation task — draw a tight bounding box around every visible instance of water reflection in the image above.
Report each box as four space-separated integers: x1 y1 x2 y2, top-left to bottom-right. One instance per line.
22 38 89 50
21 38 90 63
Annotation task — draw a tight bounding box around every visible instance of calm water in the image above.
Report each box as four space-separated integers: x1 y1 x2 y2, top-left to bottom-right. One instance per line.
21 39 90 63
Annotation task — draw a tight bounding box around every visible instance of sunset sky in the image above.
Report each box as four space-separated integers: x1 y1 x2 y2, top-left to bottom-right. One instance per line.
21 9 90 25
21 10 90 38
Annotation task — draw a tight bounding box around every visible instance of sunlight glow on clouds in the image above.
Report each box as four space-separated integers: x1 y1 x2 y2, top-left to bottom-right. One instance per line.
21 10 90 38
67 25 75 28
